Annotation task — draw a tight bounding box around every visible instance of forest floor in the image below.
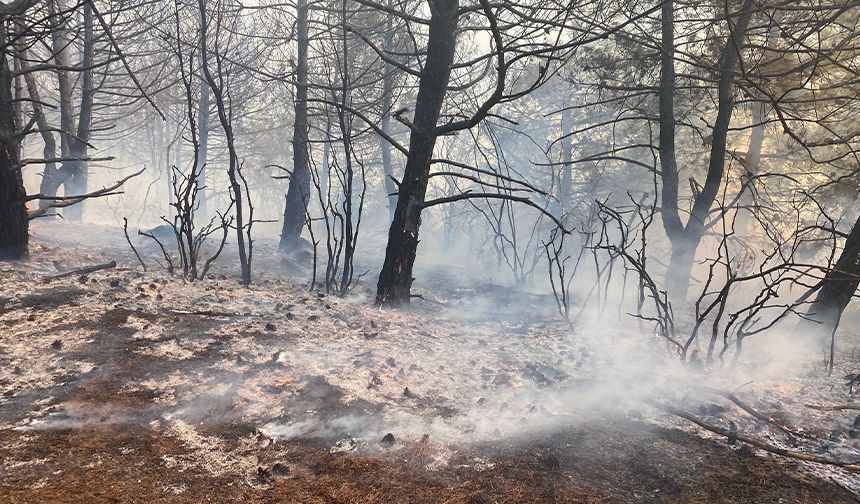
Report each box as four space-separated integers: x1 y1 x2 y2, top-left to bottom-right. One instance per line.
1 221 859 503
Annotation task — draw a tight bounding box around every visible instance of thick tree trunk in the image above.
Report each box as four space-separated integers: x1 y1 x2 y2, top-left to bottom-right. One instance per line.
61 151 87 221
0 23 27 259
279 0 311 252
664 235 697 300
806 215 860 336
375 0 459 306
58 1 94 222
659 0 754 306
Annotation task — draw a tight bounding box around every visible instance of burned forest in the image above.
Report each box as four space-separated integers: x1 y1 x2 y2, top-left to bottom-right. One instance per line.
3 0 860 502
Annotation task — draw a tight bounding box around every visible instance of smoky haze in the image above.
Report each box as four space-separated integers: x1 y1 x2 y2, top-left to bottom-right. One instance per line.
3 0 860 501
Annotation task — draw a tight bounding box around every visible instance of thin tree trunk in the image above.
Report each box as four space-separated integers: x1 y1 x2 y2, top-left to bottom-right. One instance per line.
279 0 311 252
559 105 573 216
380 6 396 222
197 78 209 220
375 0 459 306
22 60 59 211
734 101 765 241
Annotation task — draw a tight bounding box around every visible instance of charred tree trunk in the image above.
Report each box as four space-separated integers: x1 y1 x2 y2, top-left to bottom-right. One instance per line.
22 62 58 211
198 0 251 286
0 22 27 259
375 0 459 306
59 1 94 222
660 0 754 306
279 0 311 253
559 105 573 217
806 215 860 337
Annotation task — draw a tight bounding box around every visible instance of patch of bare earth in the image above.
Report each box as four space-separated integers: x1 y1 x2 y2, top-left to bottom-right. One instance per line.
1 226 859 503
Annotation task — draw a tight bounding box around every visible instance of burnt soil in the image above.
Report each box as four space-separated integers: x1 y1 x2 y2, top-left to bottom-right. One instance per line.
1 229 859 504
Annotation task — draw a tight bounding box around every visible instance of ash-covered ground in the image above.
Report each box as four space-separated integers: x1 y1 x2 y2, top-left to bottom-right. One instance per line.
1 222 859 503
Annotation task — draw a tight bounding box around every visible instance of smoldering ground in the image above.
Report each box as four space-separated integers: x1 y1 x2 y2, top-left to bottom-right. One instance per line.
2 221 858 502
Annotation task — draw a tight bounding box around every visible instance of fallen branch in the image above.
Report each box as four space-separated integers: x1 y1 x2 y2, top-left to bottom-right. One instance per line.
702 386 805 444
651 401 860 472
805 404 860 412
160 308 266 318
43 260 117 283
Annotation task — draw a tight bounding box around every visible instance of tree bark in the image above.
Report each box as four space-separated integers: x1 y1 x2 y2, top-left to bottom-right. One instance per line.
22 60 59 211
0 21 27 259
375 0 459 306
198 0 251 286
59 0 94 221
806 215 860 336
279 0 311 252
660 0 755 306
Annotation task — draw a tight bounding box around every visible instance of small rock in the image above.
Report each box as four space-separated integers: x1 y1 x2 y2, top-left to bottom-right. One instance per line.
493 373 512 386
257 466 272 483
368 374 383 387
386 357 396 367
265 322 277 332
307 315 320 322
403 387 417 399
109 279 121 288
271 463 290 477
380 433 396 447
330 437 358 454
522 362 568 387
206 341 224 351
850 415 860 439
26 313 35 322
51 339 63 350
